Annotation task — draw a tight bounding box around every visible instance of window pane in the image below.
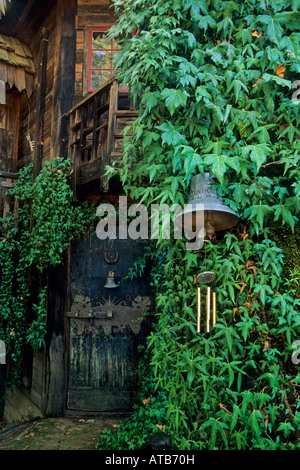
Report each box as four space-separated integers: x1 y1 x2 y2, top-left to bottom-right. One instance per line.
91 70 111 89
92 31 111 50
112 36 123 49
92 50 111 69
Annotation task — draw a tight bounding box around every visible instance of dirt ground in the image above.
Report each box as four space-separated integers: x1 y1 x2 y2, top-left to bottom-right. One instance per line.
0 416 121 450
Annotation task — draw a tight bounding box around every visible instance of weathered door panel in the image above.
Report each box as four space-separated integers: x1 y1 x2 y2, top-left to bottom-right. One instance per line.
67 231 151 412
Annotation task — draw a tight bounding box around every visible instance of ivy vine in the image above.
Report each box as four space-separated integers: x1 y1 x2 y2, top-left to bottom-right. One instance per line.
0 158 96 384
97 0 300 451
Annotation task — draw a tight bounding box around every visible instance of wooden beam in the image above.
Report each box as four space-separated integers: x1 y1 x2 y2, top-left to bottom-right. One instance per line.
66 78 113 117
0 181 15 188
13 0 37 33
33 27 49 180
78 156 102 186
52 0 77 159
0 171 19 178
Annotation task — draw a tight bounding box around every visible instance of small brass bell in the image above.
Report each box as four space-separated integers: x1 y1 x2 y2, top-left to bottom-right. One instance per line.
104 271 117 288
175 173 239 240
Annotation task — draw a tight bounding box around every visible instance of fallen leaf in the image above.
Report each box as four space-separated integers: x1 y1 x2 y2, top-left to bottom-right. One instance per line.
219 402 232 414
243 301 253 310
239 225 249 241
155 424 166 432
232 307 239 320
252 29 262 38
143 397 151 406
239 280 248 294
276 64 285 78
252 78 263 87
78 419 85 423
245 260 259 278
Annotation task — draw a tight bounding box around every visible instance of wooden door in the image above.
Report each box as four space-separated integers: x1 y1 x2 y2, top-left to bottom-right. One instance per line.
66 231 152 412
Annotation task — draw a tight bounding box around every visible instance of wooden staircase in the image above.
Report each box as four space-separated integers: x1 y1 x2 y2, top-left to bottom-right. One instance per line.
67 78 138 198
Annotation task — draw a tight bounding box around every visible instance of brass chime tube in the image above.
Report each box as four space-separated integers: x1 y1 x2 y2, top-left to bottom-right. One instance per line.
212 291 217 326
197 287 201 333
206 286 211 333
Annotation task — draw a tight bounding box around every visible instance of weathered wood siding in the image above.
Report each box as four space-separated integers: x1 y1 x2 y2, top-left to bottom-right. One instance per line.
0 91 20 173
0 91 20 221
18 5 58 168
17 0 118 166
75 0 117 100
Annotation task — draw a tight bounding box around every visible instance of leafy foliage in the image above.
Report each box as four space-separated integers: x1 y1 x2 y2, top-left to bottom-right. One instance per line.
0 0 11 17
0 158 96 383
95 0 300 450
109 0 300 230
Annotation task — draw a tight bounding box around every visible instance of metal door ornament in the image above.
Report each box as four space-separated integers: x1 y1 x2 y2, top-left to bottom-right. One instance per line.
104 248 119 264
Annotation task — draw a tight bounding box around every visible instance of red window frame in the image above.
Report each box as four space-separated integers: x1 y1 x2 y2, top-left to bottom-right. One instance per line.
88 27 121 92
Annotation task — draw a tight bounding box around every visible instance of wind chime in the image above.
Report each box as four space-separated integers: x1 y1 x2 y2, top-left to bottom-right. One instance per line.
175 173 239 334
196 271 217 333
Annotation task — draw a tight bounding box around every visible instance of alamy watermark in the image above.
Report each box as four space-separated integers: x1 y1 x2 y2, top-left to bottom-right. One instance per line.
0 340 6 365
292 340 300 365
96 196 204 250
292 80 300 105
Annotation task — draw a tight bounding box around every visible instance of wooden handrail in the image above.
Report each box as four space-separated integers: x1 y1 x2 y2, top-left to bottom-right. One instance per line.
66 78 116 116
0 171 19 178
67 78 137 198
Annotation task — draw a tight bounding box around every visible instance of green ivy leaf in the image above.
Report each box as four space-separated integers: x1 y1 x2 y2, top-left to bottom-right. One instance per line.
161 88 189 116
244 203 273 233
240 144 273 173
255 14 284 44
157 121 187 146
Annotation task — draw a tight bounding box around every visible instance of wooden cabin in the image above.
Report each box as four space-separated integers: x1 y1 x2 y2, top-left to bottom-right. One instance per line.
0 0 151 421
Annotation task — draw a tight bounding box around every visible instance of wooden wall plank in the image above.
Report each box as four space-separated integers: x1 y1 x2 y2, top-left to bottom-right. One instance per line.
51 0 77 159
17 4 58 168
74 0 117 101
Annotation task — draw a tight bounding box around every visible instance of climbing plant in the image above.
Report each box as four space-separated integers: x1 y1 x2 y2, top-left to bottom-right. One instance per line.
0 0 11 17
0 158 96 384
97 0 300 451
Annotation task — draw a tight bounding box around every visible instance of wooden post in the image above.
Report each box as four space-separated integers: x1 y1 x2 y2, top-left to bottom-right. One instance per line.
101 79 118 191
33 27 49 180
52 0 76 160
92 95 99 161
107 79 118 155
0 91 20 234
45 0 76 417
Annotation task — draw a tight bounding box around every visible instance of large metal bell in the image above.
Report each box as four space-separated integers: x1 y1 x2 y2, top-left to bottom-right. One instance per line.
104 271 118 288
175 173 239 235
